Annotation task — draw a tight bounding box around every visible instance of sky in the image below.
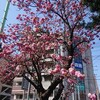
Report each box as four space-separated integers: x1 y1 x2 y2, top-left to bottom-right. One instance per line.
92 39 100 89
0 0 100 90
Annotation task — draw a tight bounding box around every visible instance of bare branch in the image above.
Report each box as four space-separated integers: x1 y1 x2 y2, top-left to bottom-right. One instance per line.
73 40 88 50
51 9 71 31
22 74 38 90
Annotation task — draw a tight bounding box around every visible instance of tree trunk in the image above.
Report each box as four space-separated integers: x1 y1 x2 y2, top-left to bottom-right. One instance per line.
37 77 63 100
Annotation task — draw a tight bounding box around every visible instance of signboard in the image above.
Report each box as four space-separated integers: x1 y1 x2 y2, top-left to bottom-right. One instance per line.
74 53 83 70
76 84 85 91
75 62 83 69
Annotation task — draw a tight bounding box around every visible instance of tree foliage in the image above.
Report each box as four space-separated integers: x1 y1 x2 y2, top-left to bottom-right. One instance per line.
0 0 99 100
83 0 100 28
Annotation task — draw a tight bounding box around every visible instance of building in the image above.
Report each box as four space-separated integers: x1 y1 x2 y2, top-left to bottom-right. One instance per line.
83 48 99 100
93 75 100 100
67 44 99 100
0 82 12 100
11 75 54 100
11 44 99 100
11 77 38 100
0 58 12 100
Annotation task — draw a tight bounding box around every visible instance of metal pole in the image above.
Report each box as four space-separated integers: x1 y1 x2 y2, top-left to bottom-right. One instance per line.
27 83 31 100
77 85 80 100
72 93 74 100
74 88 77 100
0 0 10 33
27 76 32 100
23 90 25 100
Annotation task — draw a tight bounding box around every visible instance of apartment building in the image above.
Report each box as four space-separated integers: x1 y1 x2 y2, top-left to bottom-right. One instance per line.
11 77 37 100
11 74 54 100
0 58 12 100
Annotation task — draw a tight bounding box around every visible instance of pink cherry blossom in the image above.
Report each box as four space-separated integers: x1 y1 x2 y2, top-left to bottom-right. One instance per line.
15 65 20 72
70 63 75 67
61 68 67 76
67 78 76 84
75 71 85 79
51 54 56 59
33 27 40 32
56 55 62 61
88 93 92 98
55 64 61 70
88 93 97 100
1 0 99 99
69 67 75 75
67 56 72 60
49 70 54 74
45 2 53 11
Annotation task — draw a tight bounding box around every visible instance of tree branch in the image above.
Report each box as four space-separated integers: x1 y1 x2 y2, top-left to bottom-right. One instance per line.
32 60 42 82
31 60 45 94
73 40 88 50
51 9 71 30
52 83 64 100
24 64 33 77
22 74 38 90
41 77 63 100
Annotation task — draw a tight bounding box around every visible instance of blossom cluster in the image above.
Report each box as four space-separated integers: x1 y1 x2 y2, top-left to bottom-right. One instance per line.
88 93 97 100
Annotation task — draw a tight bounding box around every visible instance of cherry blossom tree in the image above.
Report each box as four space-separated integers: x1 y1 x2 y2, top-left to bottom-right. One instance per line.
0 0 99 100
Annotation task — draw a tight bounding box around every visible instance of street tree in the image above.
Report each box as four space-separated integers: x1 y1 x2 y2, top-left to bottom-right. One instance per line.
82 0 100 28
0 0 99 100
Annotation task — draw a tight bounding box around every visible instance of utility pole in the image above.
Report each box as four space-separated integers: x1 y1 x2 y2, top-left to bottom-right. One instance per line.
77 85 80 100
27 76 32 100
0 0 10 33
0 0 10 51
0 1 11 100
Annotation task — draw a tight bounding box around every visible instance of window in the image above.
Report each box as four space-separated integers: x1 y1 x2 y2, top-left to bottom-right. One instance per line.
16 94 23 99
16 82 22 86
29 94 33 98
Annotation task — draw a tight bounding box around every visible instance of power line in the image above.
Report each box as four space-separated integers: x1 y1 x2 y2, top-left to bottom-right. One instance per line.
85 79 100 80
93 55 100 60
92 49 100 52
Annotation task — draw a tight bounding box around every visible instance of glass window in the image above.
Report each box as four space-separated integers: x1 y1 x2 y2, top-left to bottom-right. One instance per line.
16 82 22 86
16 94 23 99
